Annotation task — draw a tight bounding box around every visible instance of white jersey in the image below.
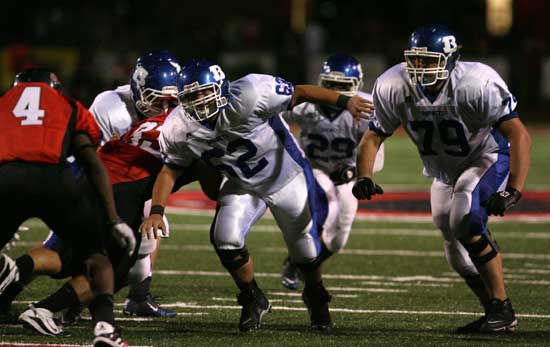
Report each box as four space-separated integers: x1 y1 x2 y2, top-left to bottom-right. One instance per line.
370 61 517 184
161 73 308 196
285 91 380 174
89 85 140 145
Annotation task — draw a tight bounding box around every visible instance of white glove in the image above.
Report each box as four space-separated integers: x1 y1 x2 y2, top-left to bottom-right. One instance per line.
110 218 136 257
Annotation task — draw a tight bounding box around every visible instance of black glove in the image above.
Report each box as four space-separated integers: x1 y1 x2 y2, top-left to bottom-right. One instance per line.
352 177 384 200
329 166 357 185
481 186 522 216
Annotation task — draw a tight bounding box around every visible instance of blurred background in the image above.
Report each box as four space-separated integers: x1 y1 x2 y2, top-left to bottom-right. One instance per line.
1 0 549 123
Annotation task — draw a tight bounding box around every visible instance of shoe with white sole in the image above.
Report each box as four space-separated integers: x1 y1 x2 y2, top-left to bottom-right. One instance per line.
19 304 64 336
93 321 128 347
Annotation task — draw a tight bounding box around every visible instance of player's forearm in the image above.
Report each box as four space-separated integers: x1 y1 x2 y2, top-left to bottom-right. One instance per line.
507 127 531 192
79 147 118 221
291 85 339 108
151 165 182 208
357 130 384 178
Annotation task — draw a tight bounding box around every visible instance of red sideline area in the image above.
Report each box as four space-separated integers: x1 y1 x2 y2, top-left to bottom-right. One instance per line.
167 190 550 221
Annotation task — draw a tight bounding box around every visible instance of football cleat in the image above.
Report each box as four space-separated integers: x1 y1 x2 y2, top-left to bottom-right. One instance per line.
19 304 64 336
93 321 128 347
302 282 333 331
0 254 19 295
122 294 176 317
453 315 486 334
58 303 85 326
280 256 301 290
479 298 518 333
236 287 271 332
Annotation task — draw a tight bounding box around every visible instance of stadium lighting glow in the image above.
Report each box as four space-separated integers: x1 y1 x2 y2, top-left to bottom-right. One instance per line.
486 0 513 36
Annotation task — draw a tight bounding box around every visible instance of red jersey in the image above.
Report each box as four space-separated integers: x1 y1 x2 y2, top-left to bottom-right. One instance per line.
0 83 100 164
98 113 167 184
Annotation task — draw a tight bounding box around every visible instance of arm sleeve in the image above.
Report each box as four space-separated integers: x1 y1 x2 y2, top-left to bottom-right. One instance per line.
235 74 294 120
479 74 519 128
367 79 401 137
159 124 196 169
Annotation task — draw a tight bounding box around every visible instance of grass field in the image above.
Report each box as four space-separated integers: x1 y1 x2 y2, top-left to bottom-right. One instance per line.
1 130 549 347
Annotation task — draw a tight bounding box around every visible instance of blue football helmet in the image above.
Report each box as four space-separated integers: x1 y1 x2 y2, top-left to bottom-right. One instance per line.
130 50 182 117
319 53 363 96
177 59 229 122
404 24 461 86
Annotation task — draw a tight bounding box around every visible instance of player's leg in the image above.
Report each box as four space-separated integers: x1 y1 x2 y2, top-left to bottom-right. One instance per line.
431 179 491 332
280 169 338 290
450 152 516 333
267 171 332 330
210 181 269 332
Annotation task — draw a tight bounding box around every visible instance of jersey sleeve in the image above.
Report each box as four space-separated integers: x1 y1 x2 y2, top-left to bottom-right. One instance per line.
158 112 196 169
479 72 518 128
368 78 401 137
233 74 294 120
89 90 133 145
74 101 101 146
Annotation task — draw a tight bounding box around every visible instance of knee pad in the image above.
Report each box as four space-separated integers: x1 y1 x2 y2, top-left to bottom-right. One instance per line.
138 237 157 256
215 247 249 271
460 232 500 265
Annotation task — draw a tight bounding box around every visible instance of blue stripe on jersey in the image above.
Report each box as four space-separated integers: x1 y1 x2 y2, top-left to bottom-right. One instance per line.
490 128 510 155
268 115 328 255
468 153 509 235
43 232 61 249
493 110 518 129
368 121 393 137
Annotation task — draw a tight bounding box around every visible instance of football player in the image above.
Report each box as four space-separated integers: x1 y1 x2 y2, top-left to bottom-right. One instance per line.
279 54 385 290
140 59 374 332
0 68 135 347
0 52 221 332
352 24 531 333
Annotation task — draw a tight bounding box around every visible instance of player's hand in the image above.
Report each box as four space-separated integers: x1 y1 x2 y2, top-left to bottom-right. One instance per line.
140 214 166 240
110 218 136 256
352 177 384 200
347 95 374 120
481 186 522 216
109 133 121 141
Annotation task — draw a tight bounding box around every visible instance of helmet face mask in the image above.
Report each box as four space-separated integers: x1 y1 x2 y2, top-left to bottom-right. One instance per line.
318 53 363 96
177 60 228 122
130 51 181 118
404 24 460 87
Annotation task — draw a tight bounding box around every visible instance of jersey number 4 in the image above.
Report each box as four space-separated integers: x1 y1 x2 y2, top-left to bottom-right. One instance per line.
409 119 470 156
12 87 45 125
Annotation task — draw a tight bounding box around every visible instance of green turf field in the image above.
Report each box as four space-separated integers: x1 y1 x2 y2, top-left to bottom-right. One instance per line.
1 129 548 346
2 214 550 347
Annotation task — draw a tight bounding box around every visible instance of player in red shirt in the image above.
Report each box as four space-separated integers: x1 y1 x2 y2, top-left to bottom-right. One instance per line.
0 68 135 347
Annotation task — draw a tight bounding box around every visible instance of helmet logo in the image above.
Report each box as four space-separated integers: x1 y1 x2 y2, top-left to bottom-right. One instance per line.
442 36 457 54
132 65 149 87
209 65 225 81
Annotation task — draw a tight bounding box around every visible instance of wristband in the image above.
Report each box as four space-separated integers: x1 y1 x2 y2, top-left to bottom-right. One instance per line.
336 94 351 109
150 205 165 216
107 216 123 226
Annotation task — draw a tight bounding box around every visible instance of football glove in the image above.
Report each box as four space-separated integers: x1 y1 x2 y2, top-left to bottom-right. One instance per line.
110 218 136 256
481 186 522 216
352 177 384 200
